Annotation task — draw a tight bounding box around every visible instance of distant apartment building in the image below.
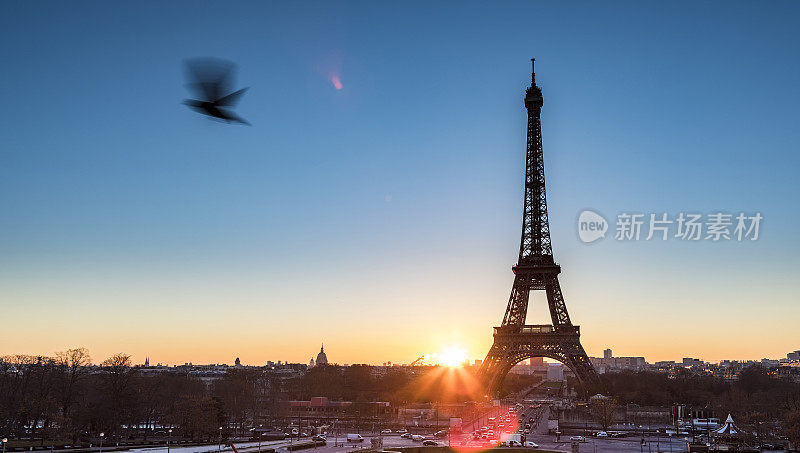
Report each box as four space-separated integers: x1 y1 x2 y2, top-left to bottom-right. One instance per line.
288 397 391 418
510 358 563 379
547 363 564 381
682 357 704 367
654 360 678 368
590 349 647 373
788 350 800 361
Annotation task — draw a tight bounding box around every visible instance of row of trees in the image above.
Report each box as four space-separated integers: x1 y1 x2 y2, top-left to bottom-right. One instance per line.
0 350 267 444
301 363 538 404
600 366 800 446
3 350 512 445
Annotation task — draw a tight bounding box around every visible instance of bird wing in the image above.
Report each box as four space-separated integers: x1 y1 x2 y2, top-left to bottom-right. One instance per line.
216 87 248 106
184 58 235 101
220 109 251 126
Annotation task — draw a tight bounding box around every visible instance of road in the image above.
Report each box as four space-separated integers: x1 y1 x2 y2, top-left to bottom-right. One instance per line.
80 426 688 453
503 397 689 453
124 435 450 453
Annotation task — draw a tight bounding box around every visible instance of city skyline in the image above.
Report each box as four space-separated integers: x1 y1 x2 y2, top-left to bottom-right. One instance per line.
2 2 800 366
7 344 800 369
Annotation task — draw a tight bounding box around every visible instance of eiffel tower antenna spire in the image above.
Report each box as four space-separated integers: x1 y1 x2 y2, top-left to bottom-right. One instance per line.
531 58 536 85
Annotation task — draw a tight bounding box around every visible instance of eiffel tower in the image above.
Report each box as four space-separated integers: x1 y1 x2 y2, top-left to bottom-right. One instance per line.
479 59 602 397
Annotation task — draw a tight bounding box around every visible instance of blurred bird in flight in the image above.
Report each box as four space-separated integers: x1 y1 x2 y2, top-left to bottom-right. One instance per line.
183 58 250 125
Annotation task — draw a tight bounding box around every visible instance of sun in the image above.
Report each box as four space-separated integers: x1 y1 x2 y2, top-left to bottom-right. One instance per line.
438 346 468 367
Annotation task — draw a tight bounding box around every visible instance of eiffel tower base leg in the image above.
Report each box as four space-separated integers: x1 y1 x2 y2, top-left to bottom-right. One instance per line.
479 330 603 398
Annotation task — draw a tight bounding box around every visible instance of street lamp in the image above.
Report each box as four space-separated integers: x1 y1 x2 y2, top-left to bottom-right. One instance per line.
218 427 222 452
167 429 172 453
2 437 8 453
99 433 105 453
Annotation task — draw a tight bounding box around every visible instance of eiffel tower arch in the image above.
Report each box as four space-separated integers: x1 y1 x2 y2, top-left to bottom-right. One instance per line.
479 60 602 397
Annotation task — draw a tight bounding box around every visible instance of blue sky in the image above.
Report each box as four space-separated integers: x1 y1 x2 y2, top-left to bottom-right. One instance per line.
1 1 798 365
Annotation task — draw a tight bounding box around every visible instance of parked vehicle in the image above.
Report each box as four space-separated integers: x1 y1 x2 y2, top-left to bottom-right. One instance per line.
311 435 326 444
381 429 392 434
346 434 364 443
422 440 438 446
411 434 425 442
400 433 413 439
397 428 408 434
595 431 608 437
569 436 586 442
500 433 521 445
523 441 539 448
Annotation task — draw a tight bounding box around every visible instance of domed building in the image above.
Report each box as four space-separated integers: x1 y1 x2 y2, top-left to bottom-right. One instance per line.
316 344 328 366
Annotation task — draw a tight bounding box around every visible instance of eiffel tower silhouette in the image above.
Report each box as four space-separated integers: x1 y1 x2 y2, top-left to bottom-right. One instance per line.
479 60 602 396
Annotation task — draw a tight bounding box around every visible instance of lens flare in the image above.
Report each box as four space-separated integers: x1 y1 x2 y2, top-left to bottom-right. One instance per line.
331 75 343 90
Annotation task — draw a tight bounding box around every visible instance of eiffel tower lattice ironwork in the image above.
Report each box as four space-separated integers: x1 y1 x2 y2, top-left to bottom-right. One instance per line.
479 59 602 396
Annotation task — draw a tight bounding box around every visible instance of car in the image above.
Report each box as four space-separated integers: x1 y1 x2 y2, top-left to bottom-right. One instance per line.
311 435 326 444
397 428 408 434
569 436 587 442
505 440 522 447
434 430 447 438
411 434 425 442
422 440 438 446
346 434 364 443
381 429 392 434
400 433 412 439
595 431 608 437
523 441 539 448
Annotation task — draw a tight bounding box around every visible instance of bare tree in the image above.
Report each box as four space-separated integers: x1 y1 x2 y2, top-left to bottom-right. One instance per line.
100 353 136 437
55 348 91 430
785 401 800 450
589 396 618 431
